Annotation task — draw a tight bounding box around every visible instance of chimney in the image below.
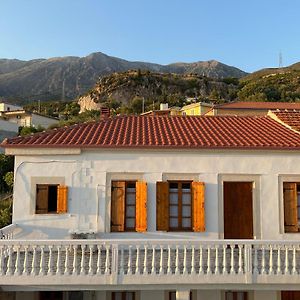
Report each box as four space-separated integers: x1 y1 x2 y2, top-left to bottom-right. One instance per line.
100 107 110 120
160 103 168 110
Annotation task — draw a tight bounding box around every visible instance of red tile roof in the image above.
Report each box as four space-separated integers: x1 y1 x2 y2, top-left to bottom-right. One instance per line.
269 110 300 132
215 101 300 110
2 115 300 150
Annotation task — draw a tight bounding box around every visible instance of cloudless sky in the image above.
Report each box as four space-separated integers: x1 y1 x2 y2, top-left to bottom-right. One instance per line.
0 0 299 72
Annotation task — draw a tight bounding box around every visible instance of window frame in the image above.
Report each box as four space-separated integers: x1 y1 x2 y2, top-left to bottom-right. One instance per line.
168 180 192 232
124 181 137 232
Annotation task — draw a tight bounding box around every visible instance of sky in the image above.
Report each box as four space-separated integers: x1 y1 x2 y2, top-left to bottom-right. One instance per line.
0 0 300 72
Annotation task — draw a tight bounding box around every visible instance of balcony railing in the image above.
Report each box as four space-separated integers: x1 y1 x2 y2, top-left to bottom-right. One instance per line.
0 224 17 240
0 239 300 286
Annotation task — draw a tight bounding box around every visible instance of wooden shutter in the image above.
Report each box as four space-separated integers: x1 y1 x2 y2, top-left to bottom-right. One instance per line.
192 182 205 232
111 181 125 232
36 184 48 214
57 185 68 213
156 181 169 231
283 182 298 233
135 181 147 232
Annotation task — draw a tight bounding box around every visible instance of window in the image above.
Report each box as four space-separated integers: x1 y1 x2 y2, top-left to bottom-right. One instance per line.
225 292 248 300
111 181 147 232
156 181 205 232
112 292 135 300
169 291 192 300
36 184 68 214
283 182 300 233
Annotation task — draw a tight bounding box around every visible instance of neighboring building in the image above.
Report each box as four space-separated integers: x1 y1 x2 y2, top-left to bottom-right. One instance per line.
268 109 300 133
0 109 58 128
141 103 181 116
2 115 300 299
181 102 213 116
206 101 300 116
0 102 23 112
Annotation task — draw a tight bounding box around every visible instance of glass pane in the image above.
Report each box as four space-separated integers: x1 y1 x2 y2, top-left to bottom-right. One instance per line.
182 193 191 205
182 218 191 228
126 292 134 300
170 193 178 204
126 206 136 217
113 293 122 300
126 193 135 205
170 218 178 228
126 218 135 229
182 205 191 217
182 182 191 189
169 182 178 189
170 205 178 217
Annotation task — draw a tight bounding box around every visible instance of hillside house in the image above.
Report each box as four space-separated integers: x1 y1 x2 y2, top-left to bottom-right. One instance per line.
181 102 213 116
206 101 300 116
2 115 300 300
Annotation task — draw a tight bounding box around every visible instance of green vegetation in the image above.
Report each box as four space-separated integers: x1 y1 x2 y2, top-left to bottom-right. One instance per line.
0 197 12 228
19 125 45 136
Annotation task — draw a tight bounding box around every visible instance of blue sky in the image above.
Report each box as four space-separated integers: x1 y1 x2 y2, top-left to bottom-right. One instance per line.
0 0 299 72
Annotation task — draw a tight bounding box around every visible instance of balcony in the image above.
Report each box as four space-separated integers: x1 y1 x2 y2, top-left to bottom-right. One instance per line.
0 237 300 288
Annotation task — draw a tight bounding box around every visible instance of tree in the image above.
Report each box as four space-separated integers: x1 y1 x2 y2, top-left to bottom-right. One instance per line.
19 126 44 136
3 172 14 192
0 154 14 193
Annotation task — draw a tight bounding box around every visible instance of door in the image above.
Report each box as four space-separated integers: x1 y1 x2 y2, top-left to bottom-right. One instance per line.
281 291 300 300
224 182 253 239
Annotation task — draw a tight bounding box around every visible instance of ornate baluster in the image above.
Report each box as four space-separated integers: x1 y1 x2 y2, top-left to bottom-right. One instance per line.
97 245 102 275
215 245 219 275
39 246 45 276
89 245 94 275
6 245 13 275
158 246 163 275
135 245 140 275
284 246 289 275
127 245 132 275
230 244 234 274
182 245 187 275
56 245 62 275
64 245 70 275
0 246 4 276
277 245 281 275
253 245 258 275
72 245 77 275
292 245 297 275
175 246 179 275
238 245 243 274
167 246 171 274
151 245 156 275
105 245 110 275
143 245 148 275
31 246 37 276
269 245 273 275
191 245 195 275
261 246 266 275
222 244 226 274
23 246 30 275
80 244 86 275
199 246 203 275
14 245 21 276
207 246 211 275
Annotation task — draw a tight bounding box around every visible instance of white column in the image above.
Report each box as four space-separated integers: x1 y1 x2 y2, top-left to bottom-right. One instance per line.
140 290 165 300
253 291 279 300
176 289 190 300
196 290 222 300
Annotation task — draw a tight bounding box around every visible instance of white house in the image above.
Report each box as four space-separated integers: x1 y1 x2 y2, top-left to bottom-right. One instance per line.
2 115 300 300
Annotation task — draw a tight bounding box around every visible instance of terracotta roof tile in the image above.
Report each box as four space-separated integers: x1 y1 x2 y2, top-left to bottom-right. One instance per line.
2 115 300 150
215 101 300 110
269 110 300 132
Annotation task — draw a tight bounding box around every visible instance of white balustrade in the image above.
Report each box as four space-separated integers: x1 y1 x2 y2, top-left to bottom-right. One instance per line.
0 239 299 285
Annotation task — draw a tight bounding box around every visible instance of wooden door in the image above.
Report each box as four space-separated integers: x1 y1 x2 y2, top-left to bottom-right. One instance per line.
281 291 300 300
224 182 253 239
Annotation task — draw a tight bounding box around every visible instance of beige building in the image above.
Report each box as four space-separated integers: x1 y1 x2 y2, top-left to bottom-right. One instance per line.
181 102 213 116
206 101 300 116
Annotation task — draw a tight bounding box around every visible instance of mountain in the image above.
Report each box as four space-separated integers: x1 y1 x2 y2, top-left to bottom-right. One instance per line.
0 52 247 104
78 70 239 113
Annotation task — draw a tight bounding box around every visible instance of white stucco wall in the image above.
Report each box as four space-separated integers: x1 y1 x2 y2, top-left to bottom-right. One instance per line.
0 119 19 133
11 149 300 240
31 114 58 128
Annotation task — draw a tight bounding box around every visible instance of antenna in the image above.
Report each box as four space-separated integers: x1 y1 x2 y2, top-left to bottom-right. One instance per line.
279 51 283 69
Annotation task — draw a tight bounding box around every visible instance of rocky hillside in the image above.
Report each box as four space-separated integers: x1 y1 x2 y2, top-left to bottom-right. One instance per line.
0 52 247 103
78 70 239 113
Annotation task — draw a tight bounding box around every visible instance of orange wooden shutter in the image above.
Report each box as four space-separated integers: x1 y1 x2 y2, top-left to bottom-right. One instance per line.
111 181 125 232
156 181 169 231
283 182 298 233
135 181 147 232
57 185 68 213
36 184 48 214
192 182 205 232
